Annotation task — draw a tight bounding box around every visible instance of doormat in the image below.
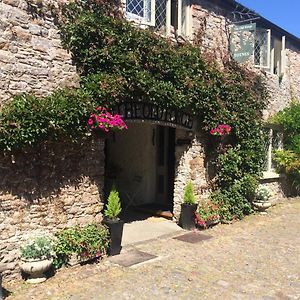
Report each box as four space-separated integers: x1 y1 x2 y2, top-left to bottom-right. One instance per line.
173 232 212 244
108 249 157 267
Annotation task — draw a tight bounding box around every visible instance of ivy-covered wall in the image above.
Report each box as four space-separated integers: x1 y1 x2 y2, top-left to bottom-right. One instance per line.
1 0 296 278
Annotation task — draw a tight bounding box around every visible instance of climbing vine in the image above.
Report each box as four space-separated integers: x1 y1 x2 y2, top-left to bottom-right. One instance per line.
0 0 269 220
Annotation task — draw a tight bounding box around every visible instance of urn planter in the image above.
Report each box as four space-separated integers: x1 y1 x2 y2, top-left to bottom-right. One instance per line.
103 218 124 256
19 258 53 284
252 201 272 212
179 204 198 230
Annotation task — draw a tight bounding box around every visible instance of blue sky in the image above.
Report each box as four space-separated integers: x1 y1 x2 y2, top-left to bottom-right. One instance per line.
237 0 300 38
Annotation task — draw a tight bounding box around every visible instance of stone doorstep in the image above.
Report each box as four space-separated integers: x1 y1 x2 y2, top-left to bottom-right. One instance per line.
173 232 212 244
108 249 157 268
122 229 184 249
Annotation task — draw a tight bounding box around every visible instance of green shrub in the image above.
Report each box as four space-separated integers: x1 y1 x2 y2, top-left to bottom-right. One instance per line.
53 223 109 269
211 175 257 221
274 149 300 192
183 181 197 205
104 188 122 220
273 101 300 154
273 102 300 193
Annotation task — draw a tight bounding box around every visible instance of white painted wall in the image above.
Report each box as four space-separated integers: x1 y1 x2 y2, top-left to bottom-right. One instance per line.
106 122 157 207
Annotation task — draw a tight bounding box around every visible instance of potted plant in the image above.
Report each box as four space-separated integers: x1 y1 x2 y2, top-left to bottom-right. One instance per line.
53 223 109 268
252 185 272 212
194 200 220 229
19 236 54 283
179 181 198 230
103 187 124 256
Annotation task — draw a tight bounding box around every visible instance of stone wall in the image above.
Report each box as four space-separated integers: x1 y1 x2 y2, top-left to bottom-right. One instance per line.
191 0 300 117
0 0 79 104
173 129 209 219
0 138 105 278
191 0 300 200
191 1 229 61
286 45 300 101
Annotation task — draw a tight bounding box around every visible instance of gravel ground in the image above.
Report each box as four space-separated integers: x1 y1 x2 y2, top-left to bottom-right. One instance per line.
3 198 300 300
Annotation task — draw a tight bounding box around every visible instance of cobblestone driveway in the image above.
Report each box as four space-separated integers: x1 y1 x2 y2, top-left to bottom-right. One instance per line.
4 199 300 300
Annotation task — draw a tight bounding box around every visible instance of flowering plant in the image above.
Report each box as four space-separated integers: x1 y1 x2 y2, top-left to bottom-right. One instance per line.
210 124 231 136
194 200 220 228
88 106 128 132
20 236 54 261
255 185 271 202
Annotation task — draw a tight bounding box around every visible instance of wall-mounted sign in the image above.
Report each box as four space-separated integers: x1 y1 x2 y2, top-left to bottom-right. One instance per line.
230 23 256 63
112 102 194 129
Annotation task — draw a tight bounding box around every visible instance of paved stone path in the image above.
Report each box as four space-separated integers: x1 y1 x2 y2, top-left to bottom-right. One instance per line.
4 198 300 300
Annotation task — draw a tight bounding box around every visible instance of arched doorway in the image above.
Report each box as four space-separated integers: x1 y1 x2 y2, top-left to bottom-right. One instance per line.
105 122 175 220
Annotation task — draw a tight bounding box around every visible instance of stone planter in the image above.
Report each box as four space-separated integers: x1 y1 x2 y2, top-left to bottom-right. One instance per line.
19 258 53 284
205 218 220 227
252 201 272 212
179 204 198 230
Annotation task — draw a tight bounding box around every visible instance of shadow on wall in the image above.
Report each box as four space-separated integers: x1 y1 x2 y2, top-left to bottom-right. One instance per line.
0 138 104 203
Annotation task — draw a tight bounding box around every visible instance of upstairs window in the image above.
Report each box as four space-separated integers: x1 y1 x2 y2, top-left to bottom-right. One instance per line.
123 0 191 37
125 0 154 25
230 24 285 75
254 29 271 68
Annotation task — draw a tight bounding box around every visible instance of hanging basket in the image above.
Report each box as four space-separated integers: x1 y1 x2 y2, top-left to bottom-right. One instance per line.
92 128 114 139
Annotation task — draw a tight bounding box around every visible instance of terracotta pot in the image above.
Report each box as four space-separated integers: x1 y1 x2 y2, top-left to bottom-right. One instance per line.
19 258 53 284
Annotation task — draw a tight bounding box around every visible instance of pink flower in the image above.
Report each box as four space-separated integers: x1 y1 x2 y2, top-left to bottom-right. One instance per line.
210 124 231 136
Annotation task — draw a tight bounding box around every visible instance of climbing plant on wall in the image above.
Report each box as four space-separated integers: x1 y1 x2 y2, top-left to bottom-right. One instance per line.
0 0 268 220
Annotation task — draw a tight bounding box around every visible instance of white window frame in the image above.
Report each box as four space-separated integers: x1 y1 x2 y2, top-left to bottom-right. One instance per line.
122 0 155 26
178 0 192 37
122 0 191 37
254 29 271 69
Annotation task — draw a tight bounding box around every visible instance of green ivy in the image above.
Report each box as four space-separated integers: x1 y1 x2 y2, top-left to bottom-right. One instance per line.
0 0 269 220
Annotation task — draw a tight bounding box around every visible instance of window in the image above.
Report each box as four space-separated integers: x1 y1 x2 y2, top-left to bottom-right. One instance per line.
123 0 191 37
125 0 154 25
254 30 286 75
230 24 286 75
263 125 283 178
254 29 271 68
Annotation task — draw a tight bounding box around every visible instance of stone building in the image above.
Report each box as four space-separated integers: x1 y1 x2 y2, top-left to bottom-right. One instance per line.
0 0 299 278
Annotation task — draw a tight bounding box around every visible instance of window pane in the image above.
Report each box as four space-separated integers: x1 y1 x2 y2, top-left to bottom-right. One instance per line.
127 0 144 18
254 29 269 67
155 0 167 32
126 0 151 22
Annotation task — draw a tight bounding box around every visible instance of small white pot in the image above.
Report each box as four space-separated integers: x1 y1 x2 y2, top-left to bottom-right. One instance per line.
19 258 53 284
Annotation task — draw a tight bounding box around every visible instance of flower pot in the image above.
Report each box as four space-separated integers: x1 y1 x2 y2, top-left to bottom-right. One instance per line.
19 258 53 284
252 201 272 212
92 128 114 139
205 218 220 227
103 219 124 256
179 204 198 230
